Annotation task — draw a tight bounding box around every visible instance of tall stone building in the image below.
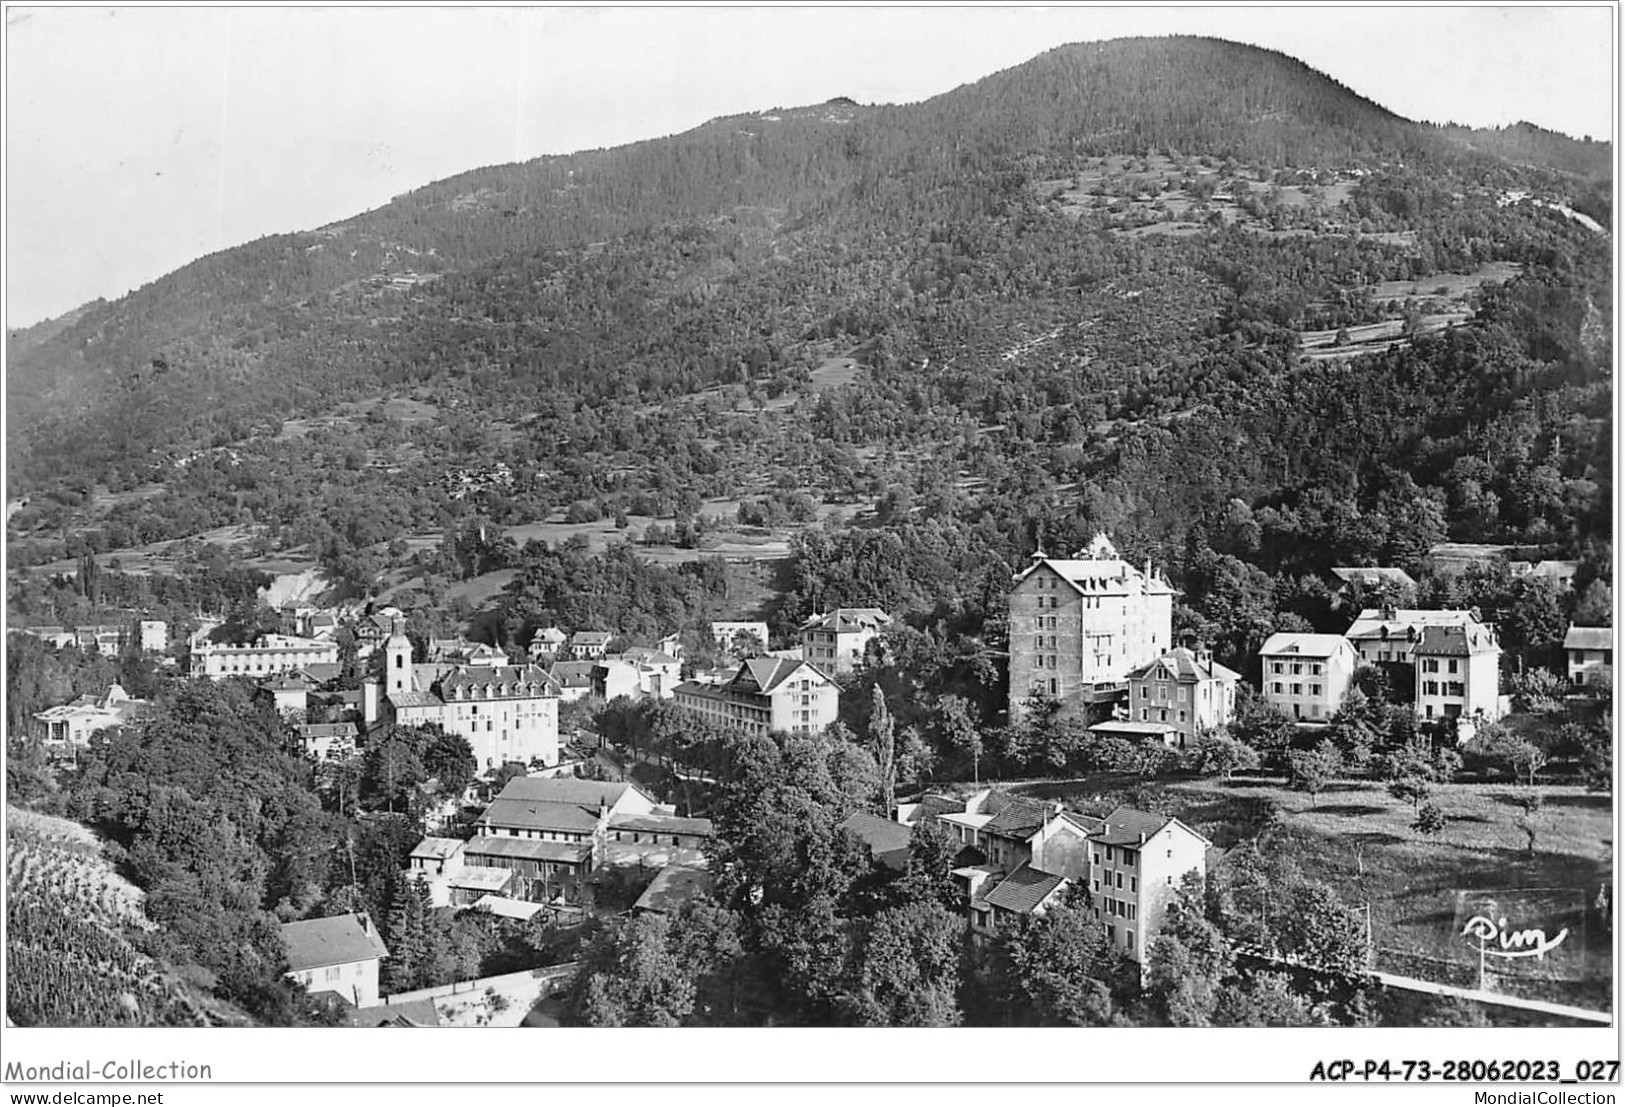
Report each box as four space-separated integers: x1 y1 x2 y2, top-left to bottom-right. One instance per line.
1007 534 1176 722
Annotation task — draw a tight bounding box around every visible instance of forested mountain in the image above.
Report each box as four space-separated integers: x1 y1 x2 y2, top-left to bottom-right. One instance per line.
7 35 1611 670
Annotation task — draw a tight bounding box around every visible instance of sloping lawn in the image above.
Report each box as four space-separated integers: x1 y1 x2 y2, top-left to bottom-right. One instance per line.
1010 774 1612 1009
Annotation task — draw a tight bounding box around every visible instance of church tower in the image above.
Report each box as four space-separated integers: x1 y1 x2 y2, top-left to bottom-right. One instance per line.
385 618 413 698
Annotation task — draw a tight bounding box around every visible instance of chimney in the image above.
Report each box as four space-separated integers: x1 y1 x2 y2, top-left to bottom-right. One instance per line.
1139 831 1147 845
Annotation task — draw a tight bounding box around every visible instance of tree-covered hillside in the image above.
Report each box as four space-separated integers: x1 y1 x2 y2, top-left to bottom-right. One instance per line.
6 35 1611 685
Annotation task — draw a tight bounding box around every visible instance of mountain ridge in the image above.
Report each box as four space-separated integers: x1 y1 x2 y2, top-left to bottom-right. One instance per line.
5 35 1610 503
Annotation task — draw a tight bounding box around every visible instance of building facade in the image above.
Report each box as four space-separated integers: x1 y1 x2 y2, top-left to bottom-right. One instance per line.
1007 534 1176 721
280 914 389 1008
1415 623 1504 726
382 626 561 771
672 657 839 736
799 608 893 675
1564 625 1613 689
1257 633 1359 721
1123 647 1239 747
192 634 339 679
33 684 146 748
1083 808 1211 964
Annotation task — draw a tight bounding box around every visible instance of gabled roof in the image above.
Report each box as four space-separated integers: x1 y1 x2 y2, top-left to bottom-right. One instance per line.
437 664 554 697
735 656 821 694
493 777 636 806
609 813 714 836
634 865 714 914
1089 720 1180 738
801 608 892 633
1330 566 1416 588
837 811 913 869
1014 554 1178 596
463 836 593 864
983 799 1051 840
1260 632 1352 658
983 863 1067 915
389 690 442 709
1564 625 1613 651
280 914 388 973
530 627 567 644
1125 647 1240 684
471 895 547 921
548 661 597 687
479 777 651 832
346 999 441 1028
570 630 613 645
1344 608 1479 641
1417 624 1499 657
409 837 463 861
618 647 681 666
295 722 359 739
1091 806 1211 850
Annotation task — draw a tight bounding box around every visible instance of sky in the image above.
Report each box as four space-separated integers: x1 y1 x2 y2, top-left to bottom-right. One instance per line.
4 4 1616 328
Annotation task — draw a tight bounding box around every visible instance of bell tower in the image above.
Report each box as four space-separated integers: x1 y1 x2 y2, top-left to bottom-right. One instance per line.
386 618 412 698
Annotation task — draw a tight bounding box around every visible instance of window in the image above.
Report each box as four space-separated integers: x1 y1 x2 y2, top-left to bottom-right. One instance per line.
1311 663 1322 676
1311 684 1321 697
1291 683 1302 696
1130 876 1137 892
1115 872 1123 889
1126 930 1135 951
1049 679 1057 696
1105 847 1114 862
1447 659 1459 674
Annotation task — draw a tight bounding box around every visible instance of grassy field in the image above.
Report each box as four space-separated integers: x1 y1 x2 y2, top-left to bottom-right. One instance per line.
1369 260 1523 302
1006 774 1612 1008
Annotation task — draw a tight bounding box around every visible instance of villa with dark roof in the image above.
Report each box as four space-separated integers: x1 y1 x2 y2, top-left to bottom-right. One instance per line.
673 656 839 736
1084 806 1212 965
1415 622 1505 732
280 913 389 1007
799 607 893 675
